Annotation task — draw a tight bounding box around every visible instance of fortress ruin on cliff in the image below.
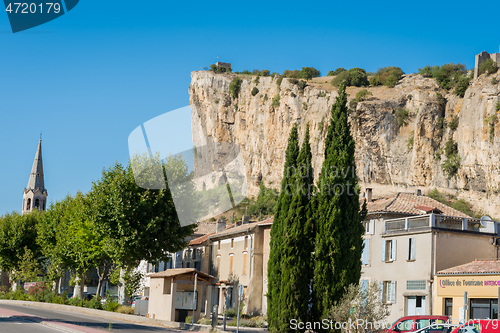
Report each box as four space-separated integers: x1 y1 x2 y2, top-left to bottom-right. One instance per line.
474 48 500 79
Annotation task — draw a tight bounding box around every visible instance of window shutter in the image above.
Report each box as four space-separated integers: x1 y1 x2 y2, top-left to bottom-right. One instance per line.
390 281 396 303
382 240 386 261
369 220 375 235
410 238 416 260
391 240 397 261
362 239 370 265
379 281 384 302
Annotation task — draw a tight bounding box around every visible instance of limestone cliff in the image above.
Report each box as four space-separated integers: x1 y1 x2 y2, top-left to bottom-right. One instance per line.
189 71 500 217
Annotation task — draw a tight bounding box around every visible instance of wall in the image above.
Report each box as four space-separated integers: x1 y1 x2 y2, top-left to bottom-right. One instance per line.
434 274 500 322
148 277 175 321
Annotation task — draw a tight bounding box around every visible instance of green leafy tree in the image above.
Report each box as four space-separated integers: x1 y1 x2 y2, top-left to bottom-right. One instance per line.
312 84 366 324
11 247 41 283
328 282 389 333
300 67 321 80
478 59 498 76
0 211 41 290
267 123 300 332
229 77 243 98
247 181 279 218
89 158 195 304
279 125 315 331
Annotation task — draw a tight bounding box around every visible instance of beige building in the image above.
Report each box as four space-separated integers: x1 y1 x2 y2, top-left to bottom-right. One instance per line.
362 190 499 323
435 261 500 322
146 217 273 321
147 268 215 323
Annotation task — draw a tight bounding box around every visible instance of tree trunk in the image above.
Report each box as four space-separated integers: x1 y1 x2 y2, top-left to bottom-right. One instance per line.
96 261 111 298
73 275 83 298
117 267 131 305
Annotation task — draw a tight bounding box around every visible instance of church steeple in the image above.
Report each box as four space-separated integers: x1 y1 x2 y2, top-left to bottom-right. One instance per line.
23 139 48 214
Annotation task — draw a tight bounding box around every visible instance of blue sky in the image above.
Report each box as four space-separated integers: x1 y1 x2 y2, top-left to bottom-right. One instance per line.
1 0 499 215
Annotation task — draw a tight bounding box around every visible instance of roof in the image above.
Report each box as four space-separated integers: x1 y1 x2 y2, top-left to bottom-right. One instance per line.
147 268 215 280
366 192 470 218
189 232 215 246
26 139 45 191
437 261 500 275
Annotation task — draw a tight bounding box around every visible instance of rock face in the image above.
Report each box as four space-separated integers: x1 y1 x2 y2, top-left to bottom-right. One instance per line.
189 71 500 217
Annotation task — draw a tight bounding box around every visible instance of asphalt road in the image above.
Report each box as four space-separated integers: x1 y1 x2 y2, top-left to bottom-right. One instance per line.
0 303 182 333
0 315 68 333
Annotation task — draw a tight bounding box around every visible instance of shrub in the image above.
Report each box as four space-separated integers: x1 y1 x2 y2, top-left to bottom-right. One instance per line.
68 296 84 307
492 77 497 85
300 67 321 80
355 89 372 102
407 131 414 150
282 69 301 79
442 154 461 179
419 63 467 90
254 76 260 85
451 199 481 218
224 308 238 317
104 300 120 312
331 71 352 86
228 317 267 328
437 117 445 137
229 77 243 98
407 94 413 100
302 102 307 110
272 94 280 108
454 75 471 97
496 101 500 112
115 306 134 314
318 117 325 134
290 92 296 98
86 296 103 310
51 295 66 304
263 94 268 102
209 64 231 73
444 139 458 157
427 189 450 205
478 59 498 76
319 91 327 97
394 108 410 126
276 75 284 87
328 68 346 76
436 93 446 109
485 114 497 142
251 87 259 96
448 116 459 131
370 67 404 88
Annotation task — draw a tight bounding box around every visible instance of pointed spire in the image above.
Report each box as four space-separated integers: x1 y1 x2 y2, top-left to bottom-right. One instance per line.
26 139 45 191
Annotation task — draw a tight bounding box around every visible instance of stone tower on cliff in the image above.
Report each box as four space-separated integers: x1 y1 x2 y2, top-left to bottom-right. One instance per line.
22 139 47 214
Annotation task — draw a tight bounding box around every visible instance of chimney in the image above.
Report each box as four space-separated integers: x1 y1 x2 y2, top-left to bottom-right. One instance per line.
416 189 422 196
366 188 373 203
242 215 249 224
216 220 226 233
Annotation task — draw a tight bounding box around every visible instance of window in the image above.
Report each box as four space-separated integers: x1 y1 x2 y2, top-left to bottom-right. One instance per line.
229 254 234 274
244 236 248 249
35 198 40 208
218 241 221 250
379 281 396 304
26 198 31 211
193 249 196 260
186 262 190 268
242 252 248 274
365 220 375 235
231 239 234 248
361 239 370 265
382 239 397 262
444 298 453 316
406 280 426 290
360 280 369 294
408 237 416 261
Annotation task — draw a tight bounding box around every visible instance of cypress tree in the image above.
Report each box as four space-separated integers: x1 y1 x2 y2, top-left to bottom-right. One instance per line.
279 125 315 332
267 123 299 332
312 84 365 322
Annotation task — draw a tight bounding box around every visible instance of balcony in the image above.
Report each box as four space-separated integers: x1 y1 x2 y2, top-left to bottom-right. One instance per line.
385 214 499 235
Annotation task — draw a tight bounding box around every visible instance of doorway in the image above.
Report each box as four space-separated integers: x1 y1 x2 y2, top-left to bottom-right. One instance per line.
407 296 426 315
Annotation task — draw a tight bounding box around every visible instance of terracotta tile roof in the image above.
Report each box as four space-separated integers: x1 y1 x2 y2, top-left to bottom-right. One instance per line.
366 192 470 218
437 261 500 275
189 232 215 246
146 268 215 280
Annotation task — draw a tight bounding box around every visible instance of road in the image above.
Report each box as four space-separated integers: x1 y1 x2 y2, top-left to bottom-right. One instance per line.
0 303 183 333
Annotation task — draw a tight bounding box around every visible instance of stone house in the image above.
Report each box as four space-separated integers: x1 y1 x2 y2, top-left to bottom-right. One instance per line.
361 189 499 323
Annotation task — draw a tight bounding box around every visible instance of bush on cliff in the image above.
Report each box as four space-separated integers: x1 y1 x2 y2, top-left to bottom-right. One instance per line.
478 59 499 76
331 68 369 87
369 67 404 87
229 77 243 98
